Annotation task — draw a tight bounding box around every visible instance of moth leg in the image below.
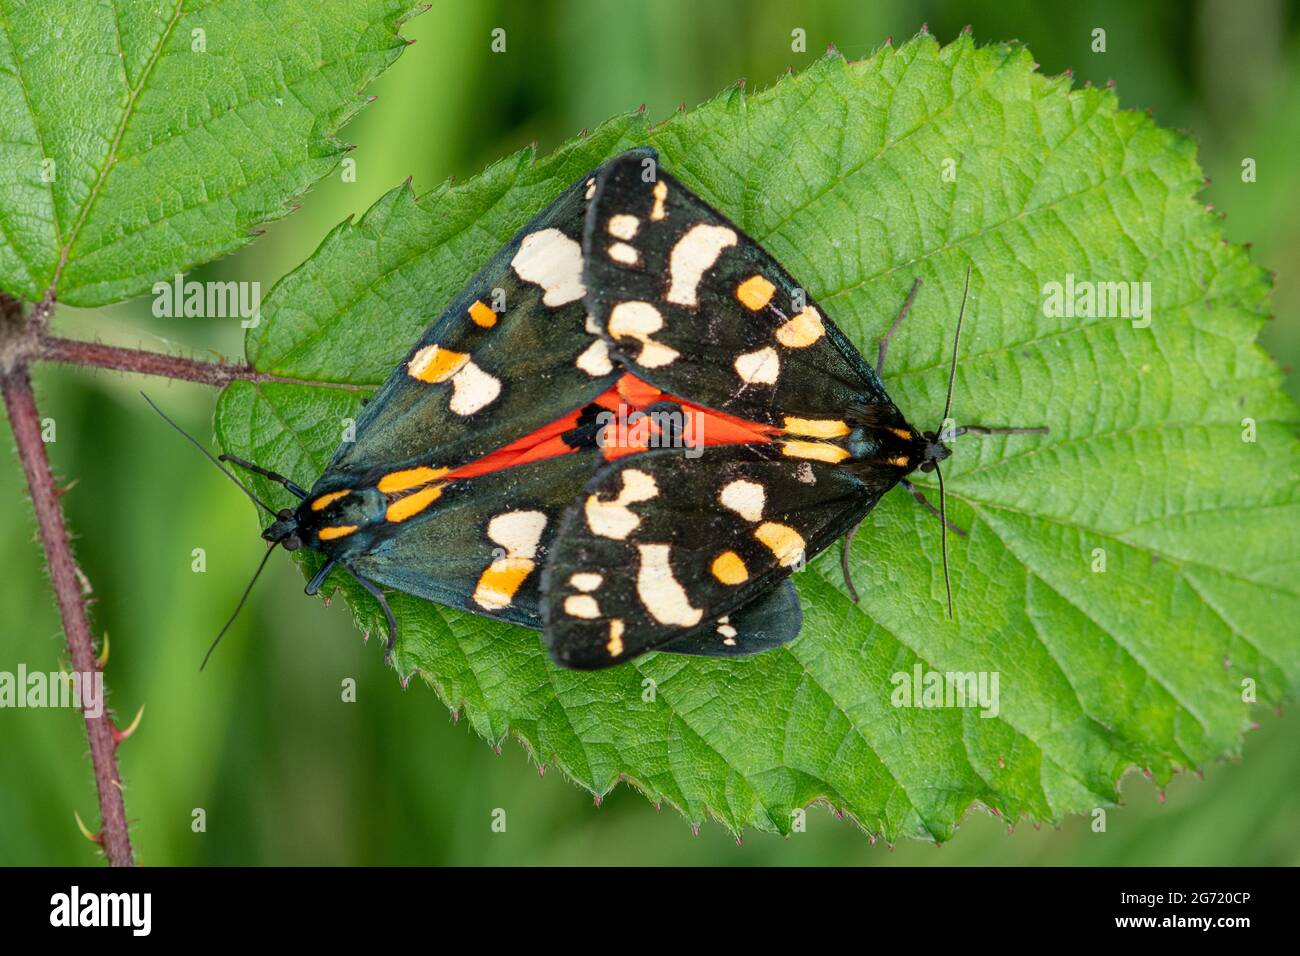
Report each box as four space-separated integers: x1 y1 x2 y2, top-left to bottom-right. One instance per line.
875 277 923 377
304 558 338 595
840 522 862 604
348 569 398 664
219 453 309 499
899 479 968 537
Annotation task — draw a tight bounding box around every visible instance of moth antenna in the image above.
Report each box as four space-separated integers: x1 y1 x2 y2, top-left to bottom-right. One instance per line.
141 393 277 516
935 462 954 619
939 266 972 429
201 544 277 670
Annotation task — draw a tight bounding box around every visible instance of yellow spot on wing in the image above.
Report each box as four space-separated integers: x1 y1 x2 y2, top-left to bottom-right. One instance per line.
754 522 806 567
473 558 534 611
736 274 776 311
711 550 749 585
781 440 850 463
310 489 350 511
385 484 443 523
468 300 497 328
408 344 470 383
606 619 625 657
783 417 849 439
775 306 825 348
318 525 358 541
885 455 911 467
890 427 913 441
377 466 449 494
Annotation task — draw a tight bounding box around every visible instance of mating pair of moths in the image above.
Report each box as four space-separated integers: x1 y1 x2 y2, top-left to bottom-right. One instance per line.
177 148 1044 670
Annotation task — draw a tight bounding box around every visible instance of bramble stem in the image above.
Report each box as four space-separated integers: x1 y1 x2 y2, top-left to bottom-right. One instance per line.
37 335 366 390
1 289 364 867
1 361 134 866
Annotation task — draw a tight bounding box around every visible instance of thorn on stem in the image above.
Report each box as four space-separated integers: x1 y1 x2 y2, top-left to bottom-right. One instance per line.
112 704 145 745
74 810 103 845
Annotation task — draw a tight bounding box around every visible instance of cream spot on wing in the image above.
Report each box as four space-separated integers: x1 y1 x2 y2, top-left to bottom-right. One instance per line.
606 619 625 657
564 594 601 619
449 361 501 415
665 224 737 307
636 544 703 627
471 510 548 611
511 228 585 306
755 522 806 567
719 479 765 522
575 338 614 377
734 346 780 385
584 468 658 539
607 242 639 265
608 214 640 240
584 177 596 200
569 572 603 592
584 313 601 334
775 306 825 348
486 510 547 559
407 344 469 383
607 301 679 368
650 180 668 220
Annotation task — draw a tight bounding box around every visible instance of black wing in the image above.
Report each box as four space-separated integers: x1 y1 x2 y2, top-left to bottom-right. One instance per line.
541 445 874 669
322 149 657 491
582 154 892 427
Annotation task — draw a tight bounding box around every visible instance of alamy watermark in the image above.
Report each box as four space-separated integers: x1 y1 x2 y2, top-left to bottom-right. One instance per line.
596 402 704 459
1042 273 1151 328
152 273 261 328
0 665 104 718
891 663 1000 718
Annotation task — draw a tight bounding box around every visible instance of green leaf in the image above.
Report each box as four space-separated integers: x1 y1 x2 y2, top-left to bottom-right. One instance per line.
0 0 418 307
216 35 1300 842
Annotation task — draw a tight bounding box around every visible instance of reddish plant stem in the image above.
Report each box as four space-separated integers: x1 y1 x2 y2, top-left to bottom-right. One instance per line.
37 335 367 390
1 364 134 866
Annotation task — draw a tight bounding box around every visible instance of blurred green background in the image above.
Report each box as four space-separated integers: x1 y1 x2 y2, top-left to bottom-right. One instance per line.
3 0 1297 865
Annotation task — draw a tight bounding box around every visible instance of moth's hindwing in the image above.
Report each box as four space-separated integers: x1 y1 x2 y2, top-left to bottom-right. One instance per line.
541 445 876 670
322 148 657 491
656 579 802 658
582 154 891 426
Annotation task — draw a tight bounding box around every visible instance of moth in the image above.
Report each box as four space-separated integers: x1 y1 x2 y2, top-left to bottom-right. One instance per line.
539 152 1046 667
150 148 1043 671
149 149 797 669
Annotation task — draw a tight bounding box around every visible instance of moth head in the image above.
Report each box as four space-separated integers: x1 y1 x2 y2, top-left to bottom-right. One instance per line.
263 509 302 550
917 430 951 472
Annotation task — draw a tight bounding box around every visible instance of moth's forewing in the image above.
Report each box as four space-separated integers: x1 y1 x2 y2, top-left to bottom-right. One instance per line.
542 445 873 669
